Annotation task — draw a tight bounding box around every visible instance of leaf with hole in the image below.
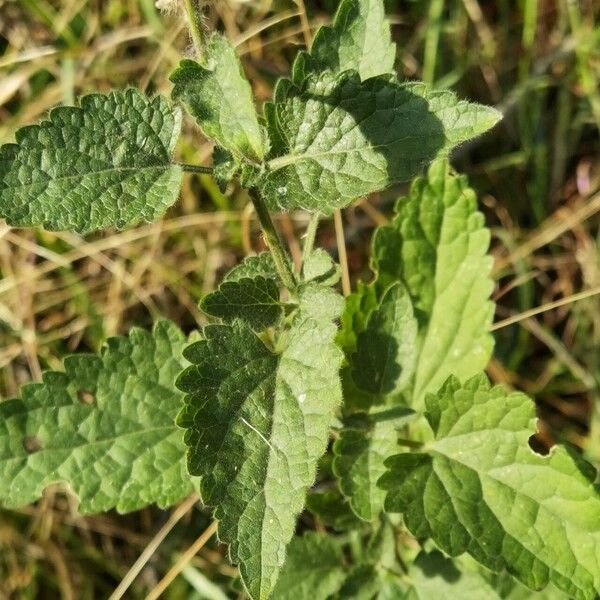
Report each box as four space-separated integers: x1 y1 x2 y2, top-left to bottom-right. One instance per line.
0 321 195 513
380 374 600 600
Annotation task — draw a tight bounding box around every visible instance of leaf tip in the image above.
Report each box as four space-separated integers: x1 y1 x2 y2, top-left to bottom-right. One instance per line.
470 103 503 137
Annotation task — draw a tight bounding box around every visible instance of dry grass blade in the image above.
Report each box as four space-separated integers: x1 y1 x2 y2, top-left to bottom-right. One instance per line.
109 494 199 600
333 209 351 297
144 520 219 600
494 189 600 274
491 285 600 331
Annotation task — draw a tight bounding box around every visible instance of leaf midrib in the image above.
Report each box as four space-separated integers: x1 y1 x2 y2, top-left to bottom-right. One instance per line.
0 424 180 462
266 134 425 172
2 163 178 193
209 299 282 309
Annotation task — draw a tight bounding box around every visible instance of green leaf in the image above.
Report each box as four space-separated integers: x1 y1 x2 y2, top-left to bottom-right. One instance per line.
0 321 195 513
200 276 283 331
337 519 405 598
335 161 493 522
364 514 399 568
334 282 417 521
170 33 264 162
269 519 406 600
381 374 600 600
0 90 182 234
263 100 287 156
483 567 568 599
301 0 396 81
223 253 280 283
176 285 344 600
337 563 382 599
262 71 501 214
334 422 397 522
377 572 409 599
351 283 417 396
333 408 414 521
271 532 346 600
337 281 379 357
372 158 494 408
305 490 364 531
212 146 239 193
302 248 341 286
404 551 501 600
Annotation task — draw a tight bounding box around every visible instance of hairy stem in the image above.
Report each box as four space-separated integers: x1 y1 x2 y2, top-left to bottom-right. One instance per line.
249 189 297 290
183 0 206 61
301 213 320 267
179 163 213 174
369 406 414 424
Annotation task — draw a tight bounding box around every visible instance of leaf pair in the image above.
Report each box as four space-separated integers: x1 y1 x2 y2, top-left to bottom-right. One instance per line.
178 259 344 598
334 158 495 523
329 374 600 600
171 0 500 215
333 158 600 600
0 0 500 234
281 393 590 600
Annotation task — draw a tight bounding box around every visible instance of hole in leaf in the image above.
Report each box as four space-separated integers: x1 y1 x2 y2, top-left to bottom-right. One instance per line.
77 389 95 405
528 434 550 456
23 436 42 454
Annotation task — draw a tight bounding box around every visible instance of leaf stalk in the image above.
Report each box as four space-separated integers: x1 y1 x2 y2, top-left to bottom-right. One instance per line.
248 189 297 290
179 163 213 174
301 213 320 267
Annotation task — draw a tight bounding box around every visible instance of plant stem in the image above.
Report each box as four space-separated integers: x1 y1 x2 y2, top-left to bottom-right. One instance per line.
396 438 424 449
183 0 206 62
301 213 320 266
179 163 213 174
249 189 297 290
370 406 414 424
